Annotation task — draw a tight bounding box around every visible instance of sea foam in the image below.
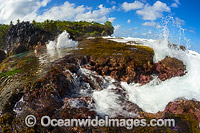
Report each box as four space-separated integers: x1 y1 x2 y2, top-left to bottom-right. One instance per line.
45 20 200 115
46 30 78 50
92 37 200 114
92 17 200 114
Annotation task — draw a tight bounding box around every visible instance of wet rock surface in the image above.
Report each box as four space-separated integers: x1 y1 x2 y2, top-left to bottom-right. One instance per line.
168 43 186 51
0 37 196 132
156 57 186 81
74 38 186 84
141 99 200 132
0 54 40 114
76 38 155 85
6 22 53 55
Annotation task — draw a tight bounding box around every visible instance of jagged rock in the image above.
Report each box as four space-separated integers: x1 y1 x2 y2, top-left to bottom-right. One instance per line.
72 38 186 84
0 37 190 132
141 99 200 132
168 43 186 51
156 57 186 81
0 49 6 62
6 22 53 55
76 38 155 84
164 99 200 122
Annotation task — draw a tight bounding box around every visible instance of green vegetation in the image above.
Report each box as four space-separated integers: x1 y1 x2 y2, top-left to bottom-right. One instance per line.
0 20 114 49
74 38 154 66
77 38 154 57
0 53 38 81
32 20 114 39
0 24 11 49
0 68 22 78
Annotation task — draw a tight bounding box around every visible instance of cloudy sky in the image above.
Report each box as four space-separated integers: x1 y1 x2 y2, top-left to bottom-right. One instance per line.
0 0 199 51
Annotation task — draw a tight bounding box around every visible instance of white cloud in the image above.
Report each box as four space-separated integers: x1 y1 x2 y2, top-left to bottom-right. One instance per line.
108 17 116 23
75 4 111 23
136 1 171 21
142 21 161 28
122 1 144 12
114 25 120 31
0 0 112 24
147 30 152 34
0 0 50 24
106 0 116 5
171 3 178 8
175 17 185 25
112 5 116 10
111 1 116 5
174 0 180 5
142 30 152 36
127 19 131 23
189 30 195 33
171 0 180 8
36 1 86 22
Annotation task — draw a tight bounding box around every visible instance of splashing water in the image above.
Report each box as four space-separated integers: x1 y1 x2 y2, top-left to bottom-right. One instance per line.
92 17 200 114
120 49 200 113
46 30 78 50
44 30 78 62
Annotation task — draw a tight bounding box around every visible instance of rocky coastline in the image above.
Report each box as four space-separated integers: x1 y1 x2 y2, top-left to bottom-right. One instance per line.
0 21 199 132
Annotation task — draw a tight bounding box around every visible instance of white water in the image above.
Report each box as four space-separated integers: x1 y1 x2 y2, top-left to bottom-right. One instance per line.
46 30 78 50
92 18 200 114
93 38 200 114
78 68 138 117
43 19 200 115
93 37 200 114
119 40 200 113
44 30 78 62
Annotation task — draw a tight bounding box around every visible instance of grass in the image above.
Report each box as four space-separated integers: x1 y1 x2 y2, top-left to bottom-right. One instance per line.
0 68 22 78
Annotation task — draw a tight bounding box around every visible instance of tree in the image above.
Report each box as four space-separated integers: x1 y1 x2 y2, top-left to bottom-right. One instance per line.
9 21 13 26
104 21 114 35
104 21 112 27
17 19 20 24
32 20 36 25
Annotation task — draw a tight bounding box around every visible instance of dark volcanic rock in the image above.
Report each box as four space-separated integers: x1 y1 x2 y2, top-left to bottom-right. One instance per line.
164 99 200 122
76 38 155 85
0 49 6 62
156 57 186 81
6 22 53 55
72 38 187 84
141 99 200 132
22 67 75 117
0 38 190 132
84 56 154 84
168 43 186 51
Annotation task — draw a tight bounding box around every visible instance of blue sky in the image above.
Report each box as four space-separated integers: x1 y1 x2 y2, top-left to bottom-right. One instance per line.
0 0 199 51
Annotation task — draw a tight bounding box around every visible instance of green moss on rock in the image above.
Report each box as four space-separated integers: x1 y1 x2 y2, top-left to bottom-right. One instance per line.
71 38 155 84
76 38 154 65
0 68 22 78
